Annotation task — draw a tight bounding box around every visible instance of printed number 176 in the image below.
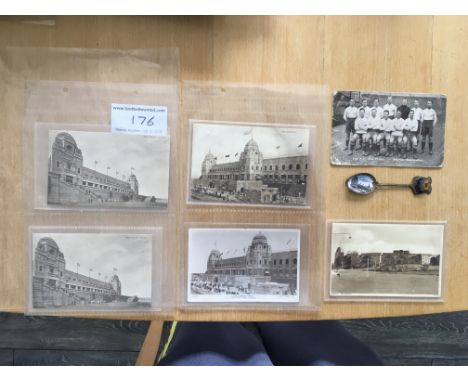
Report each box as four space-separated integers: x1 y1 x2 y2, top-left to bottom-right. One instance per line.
132 115 155 126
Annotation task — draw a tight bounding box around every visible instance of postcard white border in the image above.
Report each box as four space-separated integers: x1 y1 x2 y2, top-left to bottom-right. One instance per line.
180 222 320 311
32 122 171 213
25 225 163 316
187 227 301 304
186 120 316 210
325 220 447 302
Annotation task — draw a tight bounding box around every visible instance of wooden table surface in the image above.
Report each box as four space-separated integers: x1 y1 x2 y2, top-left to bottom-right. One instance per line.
0 16 467 321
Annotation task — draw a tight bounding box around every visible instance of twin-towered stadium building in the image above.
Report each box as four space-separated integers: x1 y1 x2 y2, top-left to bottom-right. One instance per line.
193 137 308 204
33 237 121 308
191 232 298 296
48 132 140 206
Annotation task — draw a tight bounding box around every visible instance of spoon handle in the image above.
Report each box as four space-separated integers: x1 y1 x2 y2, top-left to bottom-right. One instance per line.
376 183 411 188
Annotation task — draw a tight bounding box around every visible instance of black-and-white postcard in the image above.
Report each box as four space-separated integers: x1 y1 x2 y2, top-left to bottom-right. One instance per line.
330 222 445 299
187 228 300 303
331 91 446 167
189 121 311 207
30 232 153 311
47 130 169 209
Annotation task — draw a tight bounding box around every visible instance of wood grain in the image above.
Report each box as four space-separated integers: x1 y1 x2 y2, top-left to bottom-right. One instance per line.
0 350 13 366
2 311 467 365
135 320 163 366
0 16 467 321
14 349 138 366
342 311 468 365
0 313 149 351
431 359 468 366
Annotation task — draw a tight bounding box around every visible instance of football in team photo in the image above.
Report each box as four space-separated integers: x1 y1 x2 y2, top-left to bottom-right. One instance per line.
331 91 446 168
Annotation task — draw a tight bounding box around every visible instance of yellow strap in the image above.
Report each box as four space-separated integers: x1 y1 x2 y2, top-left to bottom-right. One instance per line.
156 321 178 364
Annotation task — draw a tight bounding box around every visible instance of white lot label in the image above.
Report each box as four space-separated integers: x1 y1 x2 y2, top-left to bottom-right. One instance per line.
111 103 167 136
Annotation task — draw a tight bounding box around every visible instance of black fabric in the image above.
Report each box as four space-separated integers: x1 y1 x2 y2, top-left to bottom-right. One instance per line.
257 321 382 366
345 118 356 134
422 120 434 137
158 321 383 366
158 322 272 366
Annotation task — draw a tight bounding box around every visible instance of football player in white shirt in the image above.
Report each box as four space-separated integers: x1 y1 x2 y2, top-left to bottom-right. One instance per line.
343 98 359 151
411 100 424 134
421 100 438 155
376 110 392 156
403 109 419 159
366 107 381 156
348 108 368 156
372 98 384 119
382 110 396 156
383 96 397 119
391 110 405 157
361 98 372 118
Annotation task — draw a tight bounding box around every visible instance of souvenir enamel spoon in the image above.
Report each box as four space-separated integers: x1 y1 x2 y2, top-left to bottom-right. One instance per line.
346 173 432 196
